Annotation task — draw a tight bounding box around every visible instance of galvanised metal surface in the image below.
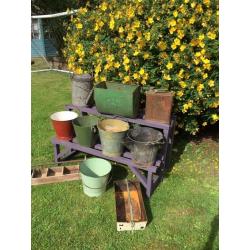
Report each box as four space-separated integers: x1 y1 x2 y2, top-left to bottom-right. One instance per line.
51 105 176 198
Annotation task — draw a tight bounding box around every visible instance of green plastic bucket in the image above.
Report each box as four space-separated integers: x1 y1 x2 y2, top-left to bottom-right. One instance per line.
98 119 129 157
72 116 99 147
80 158 112 197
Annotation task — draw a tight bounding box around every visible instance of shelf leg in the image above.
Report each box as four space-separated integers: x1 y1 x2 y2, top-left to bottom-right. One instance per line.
53 144 60 163
146 172 153 197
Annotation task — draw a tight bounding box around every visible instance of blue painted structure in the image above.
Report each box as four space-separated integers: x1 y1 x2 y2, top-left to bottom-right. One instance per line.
31 18 58 58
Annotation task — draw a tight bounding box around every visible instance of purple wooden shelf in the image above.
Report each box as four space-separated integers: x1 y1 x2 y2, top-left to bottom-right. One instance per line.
51 104 176 198
65 104 171 131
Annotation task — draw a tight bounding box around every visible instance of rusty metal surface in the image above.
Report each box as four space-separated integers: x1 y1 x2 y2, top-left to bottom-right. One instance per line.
145 91 174 124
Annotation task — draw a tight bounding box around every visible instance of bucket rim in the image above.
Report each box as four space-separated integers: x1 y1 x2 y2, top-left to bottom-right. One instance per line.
72 116 99 127
50 111 78 122
97 119 129 133
80 157 112 177
127 129 163 145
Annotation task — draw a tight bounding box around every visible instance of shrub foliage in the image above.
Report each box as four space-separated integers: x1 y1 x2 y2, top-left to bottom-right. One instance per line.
63 0 219 134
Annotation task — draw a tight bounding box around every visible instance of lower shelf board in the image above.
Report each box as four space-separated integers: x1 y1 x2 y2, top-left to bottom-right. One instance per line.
31 165 80 186
114 180 148 231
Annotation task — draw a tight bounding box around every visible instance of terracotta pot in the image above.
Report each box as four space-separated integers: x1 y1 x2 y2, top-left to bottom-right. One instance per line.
50 111 78 140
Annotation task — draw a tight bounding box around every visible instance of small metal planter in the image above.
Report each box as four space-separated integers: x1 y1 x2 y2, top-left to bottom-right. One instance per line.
98 119 129 157
71 73 93 107
94 81 140 118
72 115 99 147
145 90 174 124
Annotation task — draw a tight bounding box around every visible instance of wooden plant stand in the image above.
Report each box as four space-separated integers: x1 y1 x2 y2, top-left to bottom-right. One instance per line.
51 105 176 197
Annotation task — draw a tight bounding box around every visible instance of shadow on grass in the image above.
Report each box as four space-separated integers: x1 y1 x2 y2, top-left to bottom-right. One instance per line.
166 123 219 174
203 214 219 250
106 164 129 191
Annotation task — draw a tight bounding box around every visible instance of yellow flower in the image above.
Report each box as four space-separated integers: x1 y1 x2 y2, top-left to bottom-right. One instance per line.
123 55 130 64
169 27 177 34
189 16 196 24
191 2 196 8
202 73 208 79
109 17 115 30
174 38 181 46
147 17 154 25
75 67 83 74
202 122 207 126
144 32 150 41
182 103 189 113
199 34 205 40
177 90 183 97
123 75 130 83
211 114 219 122
143 52 150 59
127 8 135 19
143 73 149 80
166 62 173 70
177 30 185 39
139 68 145 75
133 50 139 56
169 19 176 27
157 41 167 51
208 80 215 87
195 52 201 57
124 64 130 71
95 64 102 74
203 0 211 6
207 31 216 40
173 10 178 18
127 32 134 41
114 62 120 68
184 0 189 3
76 23 83 29
171 43 177 50
133 72 140 79
100 2 108 11
119 26 124 33
78 7 88 14
197 83 204 92
100 75 106 81
180 45 186 51
160 52 168 59
141 79 147 85
163 74 171 80
179 81 187 88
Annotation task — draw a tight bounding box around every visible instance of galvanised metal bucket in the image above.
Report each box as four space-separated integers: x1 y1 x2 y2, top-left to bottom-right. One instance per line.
98 119 129 157
72 115 99 147
71 74 93 107
50 111 78 140
80 158 112 197
124 127 164 167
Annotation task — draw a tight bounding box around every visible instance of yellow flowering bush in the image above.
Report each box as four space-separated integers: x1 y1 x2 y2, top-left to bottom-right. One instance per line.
63 0 219 134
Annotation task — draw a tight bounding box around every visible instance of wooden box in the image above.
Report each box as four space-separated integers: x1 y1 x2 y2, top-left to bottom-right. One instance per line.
114 180 147 231
31 165 80 185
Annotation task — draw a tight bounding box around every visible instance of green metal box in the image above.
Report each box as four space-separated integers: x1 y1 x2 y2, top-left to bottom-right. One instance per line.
94 82 140 118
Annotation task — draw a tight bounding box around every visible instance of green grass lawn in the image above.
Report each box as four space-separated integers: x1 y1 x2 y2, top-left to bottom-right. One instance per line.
32 71 219 250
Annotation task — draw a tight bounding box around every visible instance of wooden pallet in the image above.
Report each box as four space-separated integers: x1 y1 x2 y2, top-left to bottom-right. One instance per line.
114 180 147 231
31 165 80 186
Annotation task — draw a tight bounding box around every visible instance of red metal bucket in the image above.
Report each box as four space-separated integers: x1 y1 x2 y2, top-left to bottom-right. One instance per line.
50 111 78 140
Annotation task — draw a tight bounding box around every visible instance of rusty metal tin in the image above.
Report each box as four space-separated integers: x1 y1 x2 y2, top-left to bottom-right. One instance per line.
144 90 174 124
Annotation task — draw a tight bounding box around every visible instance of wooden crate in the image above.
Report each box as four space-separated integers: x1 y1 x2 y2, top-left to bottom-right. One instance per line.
114 180 147 231
31 165 80 186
